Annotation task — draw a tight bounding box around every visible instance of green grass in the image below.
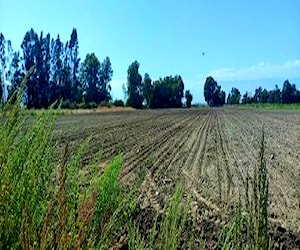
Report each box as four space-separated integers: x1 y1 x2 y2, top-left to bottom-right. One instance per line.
158 183 191 250
0 69 130 249
239 102 300 110
219 128 270 250
128 183 192 250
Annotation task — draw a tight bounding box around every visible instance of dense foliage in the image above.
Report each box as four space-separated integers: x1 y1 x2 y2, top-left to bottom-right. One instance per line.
185 90 193 108
142 73 153 108
150 75 184 108
227 87 241 104
204 76 226 106
80 53 112 104
241 80 300 105
0 29 113 109
126 61 185 109
126 61 144 109
1 29 300 109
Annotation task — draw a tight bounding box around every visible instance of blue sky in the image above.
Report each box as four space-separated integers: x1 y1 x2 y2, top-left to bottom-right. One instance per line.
1 0 300 103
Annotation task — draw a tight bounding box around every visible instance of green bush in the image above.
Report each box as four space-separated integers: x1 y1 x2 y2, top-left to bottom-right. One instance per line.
0 70 127 249
113 99 124 107
76 102 86 109
61 99 76 109
87 101 98 109
99 100 112 108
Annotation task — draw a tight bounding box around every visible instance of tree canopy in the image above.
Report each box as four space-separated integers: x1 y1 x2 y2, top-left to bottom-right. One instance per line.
282 80 297 104
150 75 184 108
241 80 300 105
204 76 225 106
80 53 112 105
1 29 300 109
185 90 193 108
126 61 143 109
0 78 2 103
125 63 185 109
227 87 241 105
0 29 113 109
142 73 153 108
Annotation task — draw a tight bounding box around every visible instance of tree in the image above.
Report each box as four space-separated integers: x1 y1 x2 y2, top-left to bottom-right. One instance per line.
80 53 101 104
39 32 51 108
296 89 300 103
227 87 241 105
0 78 2 103
204 76 225 106
253 87 262 103
282 80 297 103
21 29 39 108
0 33 6 102
50 35 63 104
68 28 80 102
99 56 113 101
261 88 269 103
142 73 153 107
242 92 253 104
7 51 24 100
268 84 281 103
21 29 52 108
185 90 193 108
126 61 143 109
60 42 72 102
151 75 184 108
220 90 226 105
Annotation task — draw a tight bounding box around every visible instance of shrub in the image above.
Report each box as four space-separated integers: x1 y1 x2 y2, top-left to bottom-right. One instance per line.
61 99 76 109
85 101 97 109
99 100 112 108
113 99 124 107
0 69 128 248
76 102 86 109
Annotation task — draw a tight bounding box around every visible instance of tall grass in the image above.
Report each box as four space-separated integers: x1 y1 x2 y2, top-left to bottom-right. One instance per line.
0 69 131 249
128 183 192 250
219 128 270 250
0 66 55 248
158 183 191 250
240 102 300 110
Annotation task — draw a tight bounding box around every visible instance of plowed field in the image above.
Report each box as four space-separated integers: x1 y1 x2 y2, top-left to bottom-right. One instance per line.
54 108 300 247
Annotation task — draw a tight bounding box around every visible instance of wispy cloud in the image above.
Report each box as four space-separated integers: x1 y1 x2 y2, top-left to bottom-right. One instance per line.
209 59 300 81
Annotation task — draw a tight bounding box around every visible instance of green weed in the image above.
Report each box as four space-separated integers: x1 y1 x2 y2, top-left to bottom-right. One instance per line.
219 127 270 250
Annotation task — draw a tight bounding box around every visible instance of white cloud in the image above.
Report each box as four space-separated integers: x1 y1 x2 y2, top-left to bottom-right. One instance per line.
209 59 300 81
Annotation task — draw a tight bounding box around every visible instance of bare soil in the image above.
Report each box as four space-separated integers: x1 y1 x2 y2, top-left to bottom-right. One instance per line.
54 108 300 248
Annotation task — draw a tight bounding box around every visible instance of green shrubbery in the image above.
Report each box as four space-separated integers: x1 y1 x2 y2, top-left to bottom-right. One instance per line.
0 70 130 249
113 99 125 107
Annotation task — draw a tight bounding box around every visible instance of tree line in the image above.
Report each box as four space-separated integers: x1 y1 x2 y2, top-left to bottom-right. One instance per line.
240 80 300 104
204 76 300 106
0 29 114 109
125 61 190 109
0 29 299 109
0 29 193 109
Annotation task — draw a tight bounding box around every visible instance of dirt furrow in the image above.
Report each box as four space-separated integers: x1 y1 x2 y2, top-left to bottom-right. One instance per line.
120 113 194 183
222 110 300 229
52 108 299 235
181 112 211 192
138 113 202 211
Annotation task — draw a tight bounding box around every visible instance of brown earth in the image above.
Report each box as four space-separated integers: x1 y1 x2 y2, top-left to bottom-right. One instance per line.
54 108 300 248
